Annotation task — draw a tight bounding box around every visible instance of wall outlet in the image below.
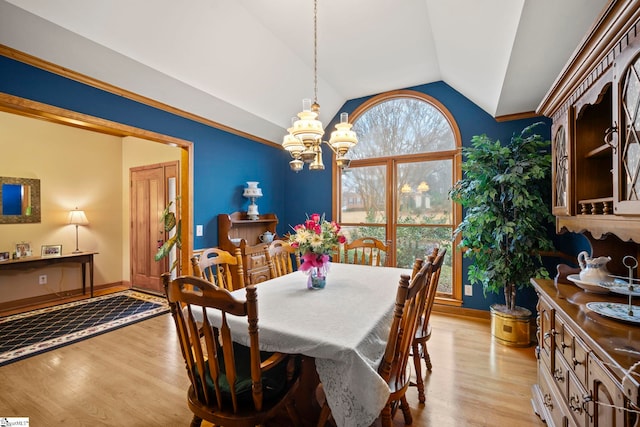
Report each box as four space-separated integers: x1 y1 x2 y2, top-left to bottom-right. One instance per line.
196 224 204 237
464 284 473 296
39 274 47 285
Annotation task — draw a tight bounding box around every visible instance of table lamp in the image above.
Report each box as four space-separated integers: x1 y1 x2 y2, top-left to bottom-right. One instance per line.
243 182 263 220
68 208 89 253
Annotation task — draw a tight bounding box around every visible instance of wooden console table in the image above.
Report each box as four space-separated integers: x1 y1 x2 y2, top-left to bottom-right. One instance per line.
0 252 97 297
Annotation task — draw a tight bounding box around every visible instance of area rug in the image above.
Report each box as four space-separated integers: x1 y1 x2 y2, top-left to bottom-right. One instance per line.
0 290 169 366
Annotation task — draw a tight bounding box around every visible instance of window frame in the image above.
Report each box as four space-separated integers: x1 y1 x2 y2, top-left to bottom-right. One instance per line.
332 90 463 306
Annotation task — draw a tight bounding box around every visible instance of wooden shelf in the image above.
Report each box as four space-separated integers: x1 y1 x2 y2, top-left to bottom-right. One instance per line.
584 143 612 158
556 214 640 242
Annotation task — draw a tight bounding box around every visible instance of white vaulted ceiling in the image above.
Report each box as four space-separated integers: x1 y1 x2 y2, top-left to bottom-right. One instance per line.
0 0 610 143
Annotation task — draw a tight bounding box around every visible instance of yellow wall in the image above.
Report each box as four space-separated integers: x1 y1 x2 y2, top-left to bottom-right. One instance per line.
0 112 180 304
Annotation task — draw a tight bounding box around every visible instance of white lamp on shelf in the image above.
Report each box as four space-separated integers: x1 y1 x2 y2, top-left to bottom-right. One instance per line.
243 182 263 220
68 207 89 253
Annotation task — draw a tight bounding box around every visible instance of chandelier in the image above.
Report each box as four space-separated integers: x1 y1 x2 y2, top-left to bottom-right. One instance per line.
282 0 358 172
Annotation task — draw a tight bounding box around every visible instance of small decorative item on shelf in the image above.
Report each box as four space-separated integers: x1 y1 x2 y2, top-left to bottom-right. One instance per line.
243 181 263 220
289 213 346 289
15 242 31 258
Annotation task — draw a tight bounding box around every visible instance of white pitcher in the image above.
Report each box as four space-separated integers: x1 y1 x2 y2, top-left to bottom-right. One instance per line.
577 251 611 283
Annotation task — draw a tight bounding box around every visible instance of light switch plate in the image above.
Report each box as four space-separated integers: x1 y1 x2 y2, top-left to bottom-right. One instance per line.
196 225 203 236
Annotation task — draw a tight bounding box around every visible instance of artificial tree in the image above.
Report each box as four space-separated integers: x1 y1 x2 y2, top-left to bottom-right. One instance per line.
450 122 555 315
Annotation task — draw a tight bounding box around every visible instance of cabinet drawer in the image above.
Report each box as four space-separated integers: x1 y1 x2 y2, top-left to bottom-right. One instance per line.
248 266 270 285
537 294 555 363
555 319 589 385
553 348 570 399
248 253 267 269
567 369 590 427
538 365 569 427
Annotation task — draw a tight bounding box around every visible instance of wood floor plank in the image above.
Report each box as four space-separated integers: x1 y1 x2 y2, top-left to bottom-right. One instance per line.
0 309 544 426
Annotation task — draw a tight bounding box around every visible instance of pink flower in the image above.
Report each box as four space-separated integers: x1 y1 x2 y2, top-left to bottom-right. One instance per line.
299 252 331 272
288 213 345 259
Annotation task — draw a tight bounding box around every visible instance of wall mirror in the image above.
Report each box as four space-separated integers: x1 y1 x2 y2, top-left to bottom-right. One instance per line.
0 176 41 224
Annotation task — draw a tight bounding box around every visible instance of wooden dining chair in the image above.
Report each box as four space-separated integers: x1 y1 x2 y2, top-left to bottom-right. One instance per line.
162 274 301 427
317 258 432 427
411 247 447 403
268 239 301 278
190 247 245 291
341 237 390 266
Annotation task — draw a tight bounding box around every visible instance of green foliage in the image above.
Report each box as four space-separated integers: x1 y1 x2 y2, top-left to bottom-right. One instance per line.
155 199 181 272
449 123 554 311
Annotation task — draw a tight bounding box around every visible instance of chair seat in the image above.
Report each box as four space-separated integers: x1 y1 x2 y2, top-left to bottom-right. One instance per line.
197 342 299 405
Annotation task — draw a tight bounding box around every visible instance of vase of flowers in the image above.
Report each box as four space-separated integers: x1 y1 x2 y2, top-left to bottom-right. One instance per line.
289 213 346 289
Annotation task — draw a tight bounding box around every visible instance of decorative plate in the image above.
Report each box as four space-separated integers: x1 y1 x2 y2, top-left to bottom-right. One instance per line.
567 274 610 294
599 283 640 297
586 302 640 324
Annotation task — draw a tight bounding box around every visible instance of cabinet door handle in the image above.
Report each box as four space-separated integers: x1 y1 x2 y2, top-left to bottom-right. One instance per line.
543 329 556 344
572 356 582 367
604 123 618 152
582 394 593 420
553 368 564 383
569 394 583 414
543 393 553 409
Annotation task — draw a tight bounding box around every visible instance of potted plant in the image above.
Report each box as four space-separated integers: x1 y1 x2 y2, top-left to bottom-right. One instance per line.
449 122 554 346
155 198 181 273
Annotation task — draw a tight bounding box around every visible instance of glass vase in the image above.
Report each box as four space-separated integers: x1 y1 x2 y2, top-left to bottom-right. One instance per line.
307 265 327 290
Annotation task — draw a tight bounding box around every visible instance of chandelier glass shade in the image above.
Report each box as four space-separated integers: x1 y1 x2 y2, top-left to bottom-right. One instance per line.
282 0 358 172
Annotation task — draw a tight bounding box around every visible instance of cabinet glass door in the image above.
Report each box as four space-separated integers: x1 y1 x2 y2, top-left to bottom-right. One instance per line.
616 54 640 213
552 121 570 215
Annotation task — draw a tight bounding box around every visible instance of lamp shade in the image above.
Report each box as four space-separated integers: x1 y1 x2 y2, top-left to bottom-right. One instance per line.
68 209 89 225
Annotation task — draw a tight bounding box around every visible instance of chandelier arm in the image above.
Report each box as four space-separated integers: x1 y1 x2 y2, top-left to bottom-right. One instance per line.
321 140 337 155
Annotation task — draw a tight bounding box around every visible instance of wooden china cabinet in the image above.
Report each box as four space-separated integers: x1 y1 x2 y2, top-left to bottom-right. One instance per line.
218 212 278 285
541 0 640 254
532 1 640 426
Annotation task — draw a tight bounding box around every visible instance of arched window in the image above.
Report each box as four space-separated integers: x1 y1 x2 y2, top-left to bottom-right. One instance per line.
334 90 462 302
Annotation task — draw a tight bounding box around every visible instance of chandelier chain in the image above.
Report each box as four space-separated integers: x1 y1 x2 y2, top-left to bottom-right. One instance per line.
313 0 318 105
281 0 357 172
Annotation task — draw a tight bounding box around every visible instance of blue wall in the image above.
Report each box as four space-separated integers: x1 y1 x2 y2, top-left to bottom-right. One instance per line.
2 55 569 312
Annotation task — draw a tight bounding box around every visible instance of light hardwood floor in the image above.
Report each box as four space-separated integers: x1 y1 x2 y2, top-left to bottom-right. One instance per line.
0 304 544 427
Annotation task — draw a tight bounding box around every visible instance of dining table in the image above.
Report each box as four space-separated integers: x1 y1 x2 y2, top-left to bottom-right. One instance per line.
193 262 412 427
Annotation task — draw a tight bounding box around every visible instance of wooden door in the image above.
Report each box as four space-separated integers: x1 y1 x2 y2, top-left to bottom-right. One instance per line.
130 162 178 294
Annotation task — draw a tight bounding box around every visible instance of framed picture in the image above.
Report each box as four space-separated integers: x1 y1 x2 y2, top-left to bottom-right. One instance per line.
0 252 9 261
41 244 62 258
15 242 31 258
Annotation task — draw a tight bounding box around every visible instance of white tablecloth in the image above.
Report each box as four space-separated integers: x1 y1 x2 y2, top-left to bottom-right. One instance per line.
195 262 411 427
